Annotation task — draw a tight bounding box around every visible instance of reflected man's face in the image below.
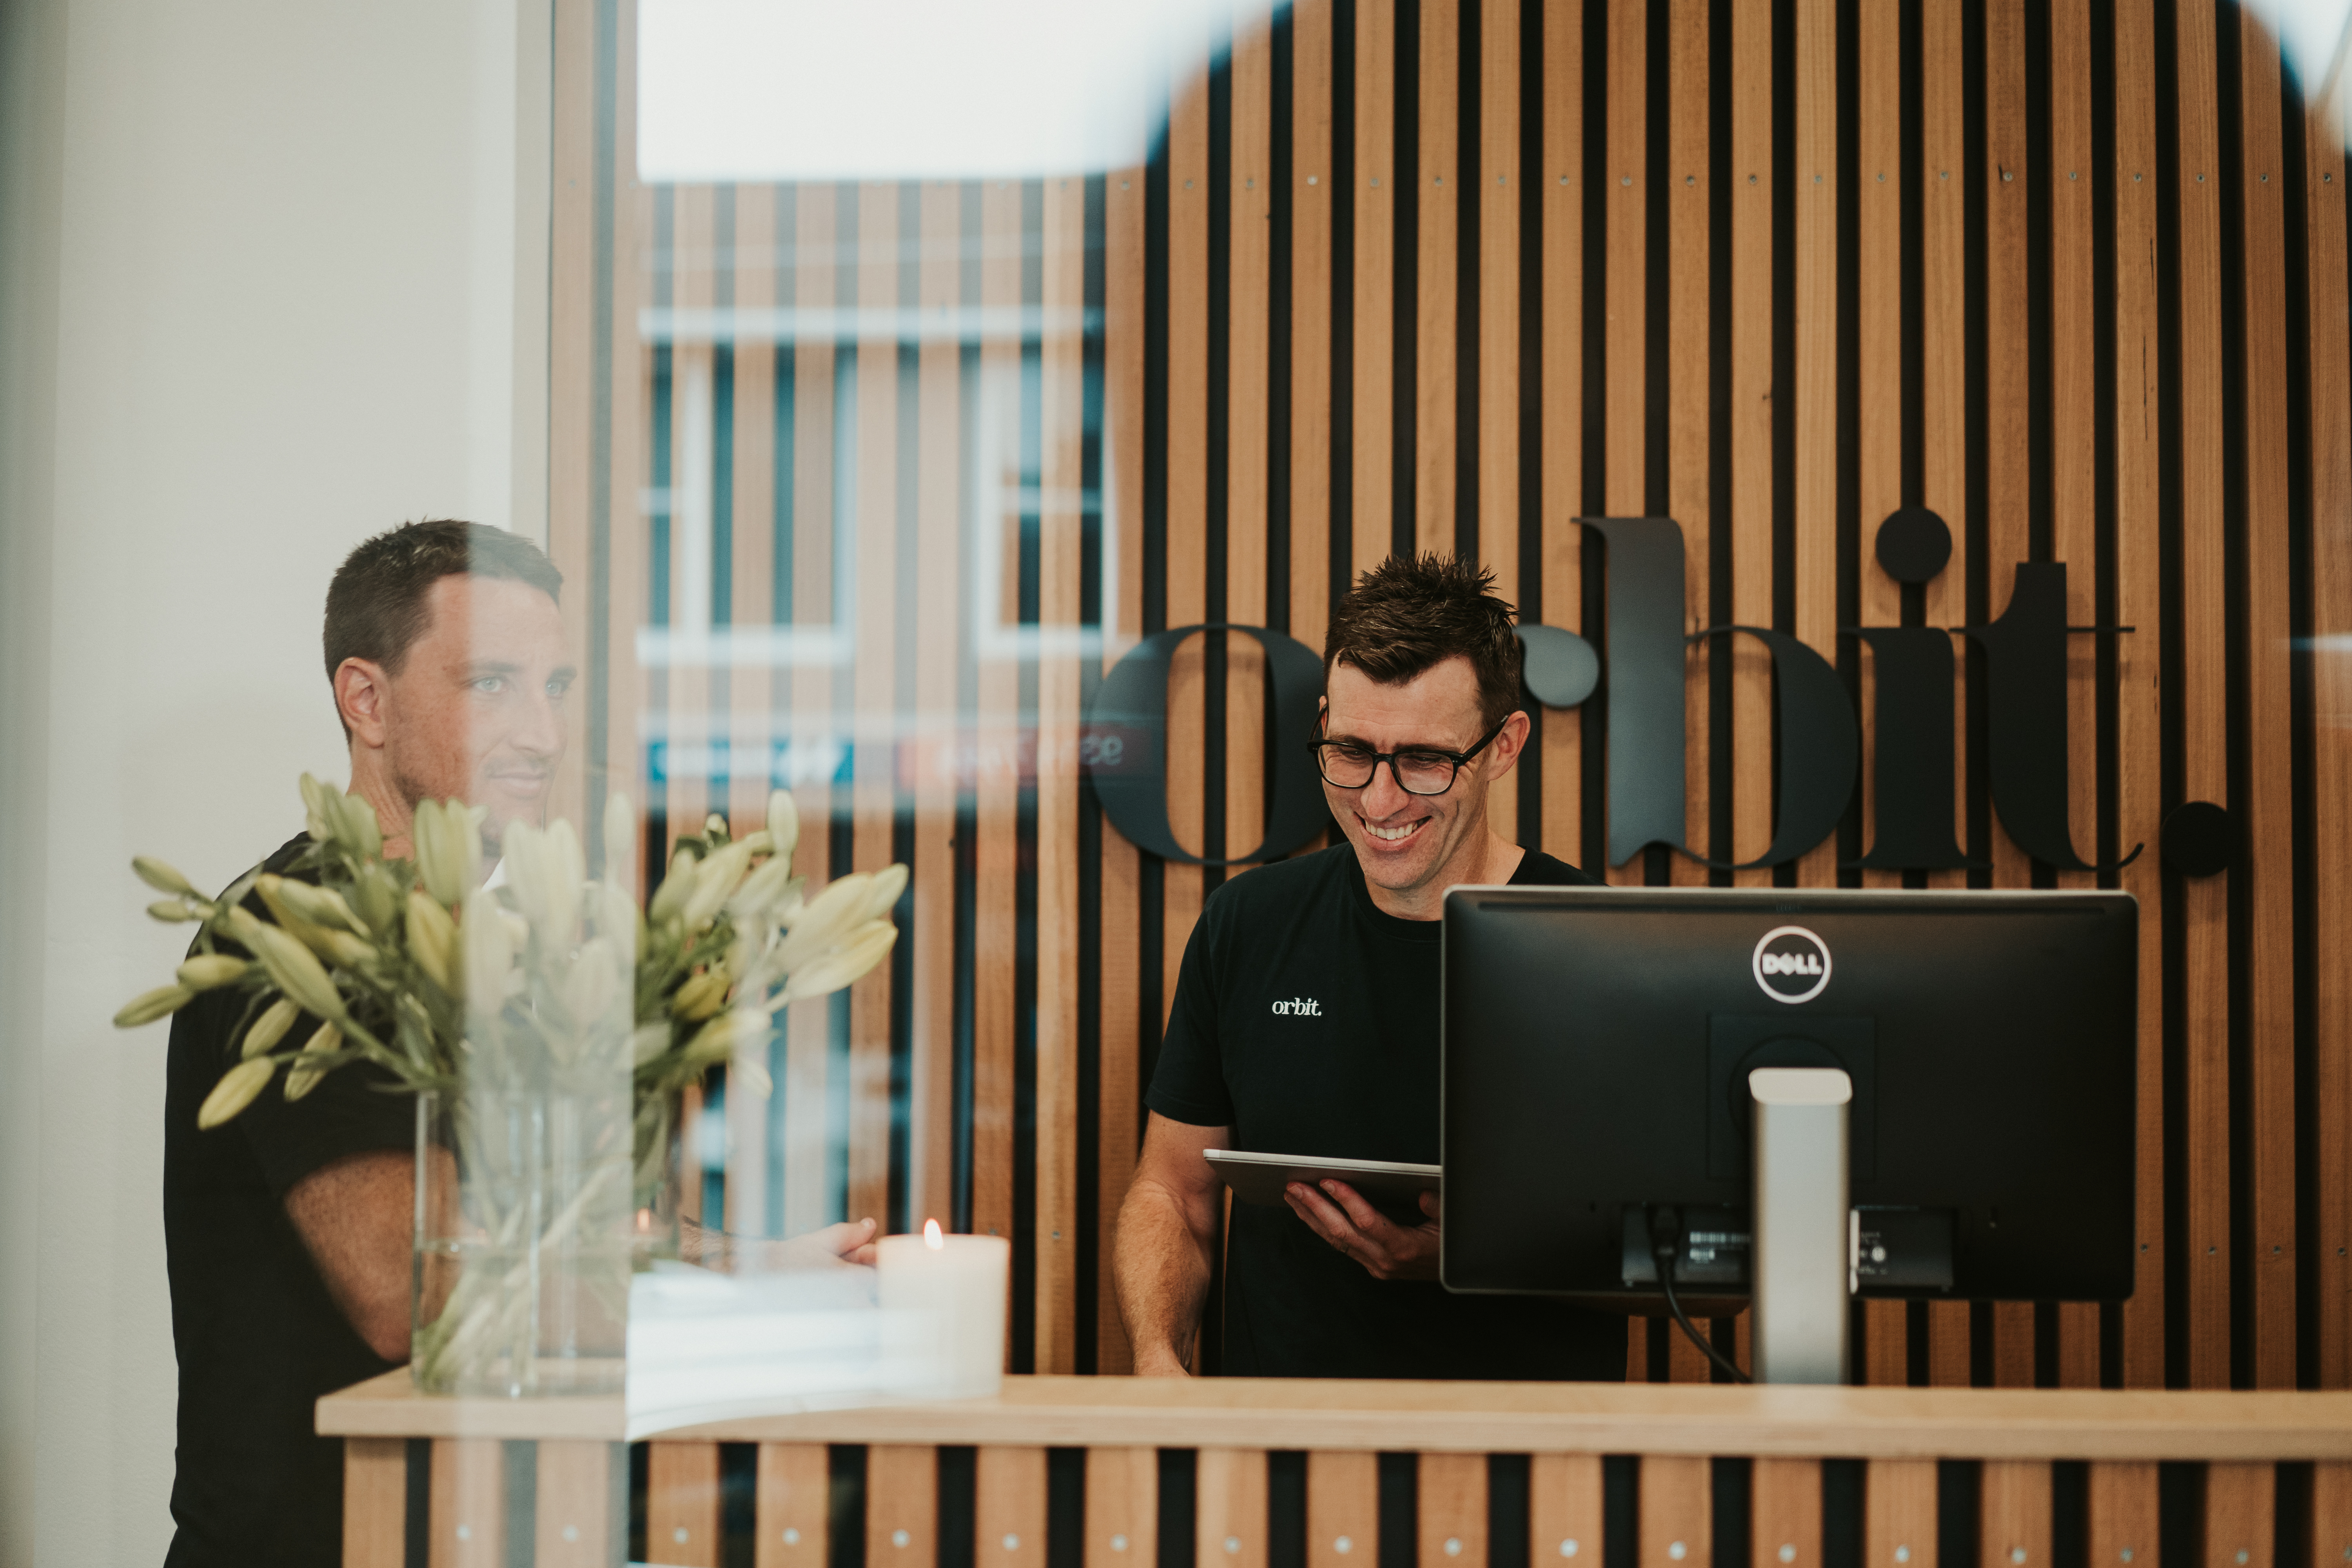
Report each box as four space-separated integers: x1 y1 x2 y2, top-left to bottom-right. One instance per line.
378 574 574 848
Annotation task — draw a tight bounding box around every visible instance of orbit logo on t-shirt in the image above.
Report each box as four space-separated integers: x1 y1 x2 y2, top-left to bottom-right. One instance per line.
1270 996 1323 1016
1751 926 1831 1004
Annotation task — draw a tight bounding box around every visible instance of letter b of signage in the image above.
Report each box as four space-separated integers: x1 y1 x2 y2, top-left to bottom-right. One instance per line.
1577 518 1858 869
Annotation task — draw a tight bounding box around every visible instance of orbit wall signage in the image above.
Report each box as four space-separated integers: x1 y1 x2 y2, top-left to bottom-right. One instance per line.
1081 512 2140 873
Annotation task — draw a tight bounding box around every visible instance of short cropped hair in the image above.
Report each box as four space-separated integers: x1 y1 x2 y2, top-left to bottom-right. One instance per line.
1323 553 1525 731
323 519 563 698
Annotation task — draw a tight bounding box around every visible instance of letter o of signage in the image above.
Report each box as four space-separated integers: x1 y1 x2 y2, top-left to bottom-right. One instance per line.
1084 624 1329 865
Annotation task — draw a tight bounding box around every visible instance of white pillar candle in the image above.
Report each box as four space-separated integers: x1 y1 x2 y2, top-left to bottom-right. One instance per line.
875 1220 1009 1401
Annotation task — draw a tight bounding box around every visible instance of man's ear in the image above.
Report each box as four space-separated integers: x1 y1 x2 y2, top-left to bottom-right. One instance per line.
334 658 392 750
1483 709 1534 782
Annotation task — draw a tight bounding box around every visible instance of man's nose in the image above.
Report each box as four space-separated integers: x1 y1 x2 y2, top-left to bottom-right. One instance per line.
1357 759 1412 818
510 689 565 759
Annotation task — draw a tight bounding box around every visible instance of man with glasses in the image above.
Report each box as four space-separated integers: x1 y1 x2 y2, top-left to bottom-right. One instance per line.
1113 554 1624 1380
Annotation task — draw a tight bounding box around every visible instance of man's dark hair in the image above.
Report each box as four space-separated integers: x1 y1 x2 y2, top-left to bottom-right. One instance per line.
323 518 564 688
1323 552 1525 730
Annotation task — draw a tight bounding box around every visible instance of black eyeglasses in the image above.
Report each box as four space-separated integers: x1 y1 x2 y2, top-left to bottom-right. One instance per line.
1307 716 1510 797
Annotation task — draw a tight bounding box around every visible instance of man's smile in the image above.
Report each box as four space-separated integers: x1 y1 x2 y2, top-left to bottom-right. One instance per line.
1359 814 1430 846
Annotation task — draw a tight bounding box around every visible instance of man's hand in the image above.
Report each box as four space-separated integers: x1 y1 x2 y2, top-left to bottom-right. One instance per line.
780 1216 880 1270
1284 1181 1441 1281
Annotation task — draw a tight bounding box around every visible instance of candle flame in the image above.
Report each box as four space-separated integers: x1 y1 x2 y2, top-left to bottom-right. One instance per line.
924 1218 945 1250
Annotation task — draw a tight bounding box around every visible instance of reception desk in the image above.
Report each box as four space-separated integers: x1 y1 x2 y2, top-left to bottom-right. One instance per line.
319 1373 2352 1568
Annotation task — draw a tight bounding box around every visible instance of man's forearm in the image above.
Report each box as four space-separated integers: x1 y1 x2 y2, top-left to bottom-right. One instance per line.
1112 1178 1213 1374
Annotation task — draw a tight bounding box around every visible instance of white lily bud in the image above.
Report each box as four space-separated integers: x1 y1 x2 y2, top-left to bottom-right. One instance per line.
406 890 458 992
148 900 199 923
461 891 513 1014
770 872 874 973
333 791 382 860
632 1020 673 1067
857 862 909 924
176 955 249 991
413 799 481 907
766 789 800 866
648 847 697 927
227 909 347 1022
682 839 758 932
781 921 898 1004
198 1057 277 1128
114 984 195 1028
242 997 300 1058
670 969 731 1021
726 855 798 926
283 1020 342 1100
133 856 196 897
563 938 619 1031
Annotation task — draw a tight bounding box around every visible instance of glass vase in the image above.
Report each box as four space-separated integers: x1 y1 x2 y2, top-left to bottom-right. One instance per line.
410 1087 633 1396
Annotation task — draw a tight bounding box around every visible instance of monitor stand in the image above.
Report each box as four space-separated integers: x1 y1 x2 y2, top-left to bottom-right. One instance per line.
1748 1067 1854 1384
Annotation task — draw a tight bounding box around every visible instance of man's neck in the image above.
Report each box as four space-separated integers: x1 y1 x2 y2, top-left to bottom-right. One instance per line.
343 755 416 861
1365 827 1526 922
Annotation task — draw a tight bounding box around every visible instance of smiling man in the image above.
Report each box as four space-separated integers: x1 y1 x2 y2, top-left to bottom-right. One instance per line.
159 523 571 1565
1113 553 1624 1381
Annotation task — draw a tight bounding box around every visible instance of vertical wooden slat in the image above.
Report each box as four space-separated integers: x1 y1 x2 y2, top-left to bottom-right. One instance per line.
1791 0 1836 900
2111 0 2166 1391
1602 0 1648 890
1418 0 1460 555
978 1447 1051 1568
2306 62 2352 1395
2201 1464 2274 1568
1604 0 1646 524
1865 1460 1937 1568
1355 0 1398 576
1163 39 1211 1034
973 178 1024 1246
428 1439 506 1568
648 1441 722 1568
669 185 714 860
2085 1463 2158 1568
909 178 964 1233
1292 0 1337 653
783 182 841 1238
1480 0 1522 838
1200 1448 1270 1568
1087 1448 1160 1568
548 0 597 835
1855 0 1903 911
1540 0 1586 864
869 1446 940 1567
1226 8 1275 888
757 1443 831 1568
1531 1454 1605 1568
1753 1459 1821 1568
1035 172 1089 1374
1421 1453 1489 1568
1641 1456 1711 1568
535 1440 617 1568
1980 1462 2052 1568
1308 1452 1381 1568
1980 0 2036 1387
608 17 650 894
2313 1463 2352 1567
1920 0 1970 897
1097 163 1150 1372
342 1437 406 1568
726 181 778 1239
2173 0 2232 1392
847 179 902 1230
1728 0 1771 882
1667 0 1710 890
2232 4 2298 1392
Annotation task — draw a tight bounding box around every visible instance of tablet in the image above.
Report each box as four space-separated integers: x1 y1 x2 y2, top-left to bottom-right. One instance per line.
1204 1149 1442 1217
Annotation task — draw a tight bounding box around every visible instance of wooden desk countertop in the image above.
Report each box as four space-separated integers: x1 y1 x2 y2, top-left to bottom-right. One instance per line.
319 1371 2352 1461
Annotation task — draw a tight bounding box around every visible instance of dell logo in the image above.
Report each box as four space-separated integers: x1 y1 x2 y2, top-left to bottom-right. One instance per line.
1753 927 1833 1004
1271 997 1323 1017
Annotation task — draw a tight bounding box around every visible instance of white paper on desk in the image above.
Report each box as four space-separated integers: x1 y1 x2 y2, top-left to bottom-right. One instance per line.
624 1260 891 1440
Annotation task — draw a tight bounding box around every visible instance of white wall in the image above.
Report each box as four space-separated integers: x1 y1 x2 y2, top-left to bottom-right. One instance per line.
0 2 547 1562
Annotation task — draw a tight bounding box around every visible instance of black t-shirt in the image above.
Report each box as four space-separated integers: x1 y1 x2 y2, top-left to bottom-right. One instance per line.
1145 842 1625 1381
163 834 416 1568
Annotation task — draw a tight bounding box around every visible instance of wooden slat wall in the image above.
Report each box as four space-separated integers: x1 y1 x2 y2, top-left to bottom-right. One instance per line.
550 0 2352 1388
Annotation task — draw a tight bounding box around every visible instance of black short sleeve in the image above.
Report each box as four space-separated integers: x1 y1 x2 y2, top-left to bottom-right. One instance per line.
1144 895 1236 1129
235 1051 418 1198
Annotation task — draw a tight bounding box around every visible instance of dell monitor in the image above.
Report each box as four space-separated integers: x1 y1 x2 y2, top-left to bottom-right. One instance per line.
1439 887 2136 1378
